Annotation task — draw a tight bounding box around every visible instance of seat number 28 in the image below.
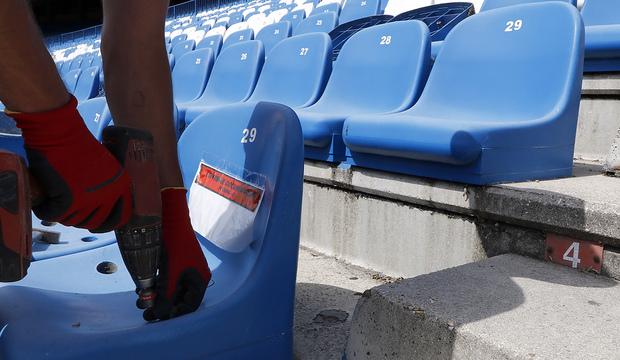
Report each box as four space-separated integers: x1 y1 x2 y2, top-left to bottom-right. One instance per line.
505 19 523 32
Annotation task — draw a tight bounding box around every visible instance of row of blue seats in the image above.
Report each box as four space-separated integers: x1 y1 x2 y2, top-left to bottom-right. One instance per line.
78 1 584 185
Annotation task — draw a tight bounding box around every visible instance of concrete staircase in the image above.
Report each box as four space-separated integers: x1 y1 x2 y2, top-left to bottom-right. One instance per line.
298 74 620 359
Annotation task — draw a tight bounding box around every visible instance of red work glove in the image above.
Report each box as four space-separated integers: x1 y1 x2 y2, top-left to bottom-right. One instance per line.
7 95 132 232
143 188 212 321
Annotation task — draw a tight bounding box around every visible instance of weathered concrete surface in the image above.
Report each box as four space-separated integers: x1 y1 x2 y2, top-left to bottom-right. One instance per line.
301 180 548 278
304 161 620 247
346 254 620 360
575 98 620 162
294 248 386 360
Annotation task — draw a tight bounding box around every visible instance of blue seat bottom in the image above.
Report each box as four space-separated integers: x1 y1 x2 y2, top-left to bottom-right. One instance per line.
0 238 293 359
345 144 574 185
585 25 620 72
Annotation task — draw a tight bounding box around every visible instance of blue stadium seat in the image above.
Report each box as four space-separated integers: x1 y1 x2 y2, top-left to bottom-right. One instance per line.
172 48 215 104
299 20 431 162
581 0 620 72
74 66 101 102
0 101 304 360
171 39 196 60
183 40 265 126
339 0 381 24
256 21 292 55
281 9 306 29
480 0 575 12
223 28 254 49
69 56 84 71
168 53 176 69
172 34 188 47
343 2 585 184
247 32 332 108
311 2 341 16
197 34 224 57
295 12 339 35
62 69 81 93
77 97 112 140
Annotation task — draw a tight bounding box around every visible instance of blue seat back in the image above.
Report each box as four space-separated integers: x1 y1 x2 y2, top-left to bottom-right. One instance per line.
256 21 292 55
223 28 254 49
77 97 112 140
295 12 338 35
195 40 265 108
197 34 224 57
74 66 101 102
411 2 584 122
311 2 341 16
480 0 575 12
581 0 620 26
311 20 430 114
171 39 196 60
281 9 306 28
62 69 81 93
339 0 381 23
249 33 332 108
172 48 215 103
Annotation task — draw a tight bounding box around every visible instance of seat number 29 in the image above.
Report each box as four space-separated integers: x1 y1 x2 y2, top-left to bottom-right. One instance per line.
241 128 257 143
504 19 523 32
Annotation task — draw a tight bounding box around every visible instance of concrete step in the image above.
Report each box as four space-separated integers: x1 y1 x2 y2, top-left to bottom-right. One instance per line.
345 254 620 360
295 247 388 360
302 160 620 280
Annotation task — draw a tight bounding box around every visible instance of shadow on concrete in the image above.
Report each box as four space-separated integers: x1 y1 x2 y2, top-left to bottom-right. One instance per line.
295 282 364 360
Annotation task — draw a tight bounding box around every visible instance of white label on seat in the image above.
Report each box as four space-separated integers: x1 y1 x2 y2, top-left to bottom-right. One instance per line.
504 19 523 32
189 161 265 252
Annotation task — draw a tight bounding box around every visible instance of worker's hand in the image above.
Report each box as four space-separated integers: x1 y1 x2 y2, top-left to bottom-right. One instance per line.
143 188 211 321
7 95 132 232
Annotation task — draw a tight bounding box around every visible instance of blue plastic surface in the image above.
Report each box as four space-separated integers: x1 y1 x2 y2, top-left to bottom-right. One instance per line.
74 66 100 102
343 2 585 184
329 14 393 61
182 40 265 126
339 0 381 24
390 2 475 42
582 0 620 72
256 21 292 55
62 69 81 93
295 11 339 35
311 2 341 16
223 28 254 49
281 9 306 29
77 97 112 140
480 0 576 12
171 39 196 60
197 34 224 57
248 32 332 108
172 48 214 103
0 101 304 360
300 20 431 162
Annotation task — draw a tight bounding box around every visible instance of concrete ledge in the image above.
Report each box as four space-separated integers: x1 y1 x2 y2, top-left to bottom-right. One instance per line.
304 161 620 247
346 254 620 360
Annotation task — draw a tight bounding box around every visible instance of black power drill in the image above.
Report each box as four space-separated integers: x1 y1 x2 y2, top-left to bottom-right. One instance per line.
102 126 162 309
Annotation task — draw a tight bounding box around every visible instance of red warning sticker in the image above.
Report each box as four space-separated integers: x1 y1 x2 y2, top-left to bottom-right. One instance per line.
194 162 263 212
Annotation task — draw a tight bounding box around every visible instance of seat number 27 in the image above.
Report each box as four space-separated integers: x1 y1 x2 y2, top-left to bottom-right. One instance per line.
505 19 523 32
